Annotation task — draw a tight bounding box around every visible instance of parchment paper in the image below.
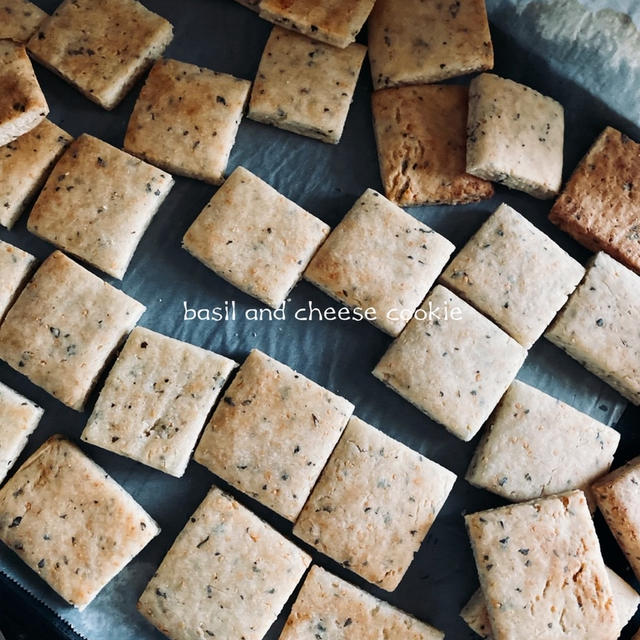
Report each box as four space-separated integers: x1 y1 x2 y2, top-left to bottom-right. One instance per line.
0 1 638 638
487 0 640 135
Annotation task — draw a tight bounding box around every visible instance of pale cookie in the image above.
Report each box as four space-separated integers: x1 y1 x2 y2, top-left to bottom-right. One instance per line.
183 166 330 308
0 381 42 484
27 0 173 110
0 239 35 322
597 570 639 636
466 73 564 199
195 349 353 521
0 0 46 43
293 415 456 591
466 380 619 503
593 456 640 582
0 118 71 229
0 40 48 146
27 133 174 279
373 285 527 441
0 251 146 411
368 0 493 89
465 491 618 640
279 565 444 640
546 251 640 405
124 58 251 185
460 588 492 639
258 0 375 49
82 327 237 478
440 203 585 348
549 127 640 275
461 567 639 639
0 436 159 609
138 486 310 640
248 27 366 144
304 188 454 336
372 85 494 206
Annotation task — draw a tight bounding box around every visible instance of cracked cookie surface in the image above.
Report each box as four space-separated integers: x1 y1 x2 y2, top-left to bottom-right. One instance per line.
372 84 493 206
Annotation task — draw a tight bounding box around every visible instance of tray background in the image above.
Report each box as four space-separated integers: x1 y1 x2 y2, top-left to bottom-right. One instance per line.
0 1 639 638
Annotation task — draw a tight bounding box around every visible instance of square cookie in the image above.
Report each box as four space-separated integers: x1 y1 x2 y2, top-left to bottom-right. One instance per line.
195 349 353 521
82 327 237 478
258 0 375 49
27 0 173 110
0 41 48 146
373 285 527 441
27 133 174 279
0 0 46 43
593 456 640 582
279 565 444 640
138 486 310 640
465 491 618 640
466 380 619 503
248 27 366 144
546 251 640 405
183 166 330 308
588 569 640 636
304 189 455 337
0 436 159 609
0 251 145 411
440 203 585 348
372 85 494 206
461 567 640 640
293 415 456 591
460 589 492 639
0 381 42 484
466 73 564 199
0 118 71 229
0 239 35 322
368 0 493 89
124 58 251 185
549 127 640 274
